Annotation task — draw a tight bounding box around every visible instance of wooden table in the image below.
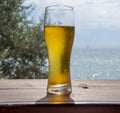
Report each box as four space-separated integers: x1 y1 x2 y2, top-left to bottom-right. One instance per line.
0 80 120 113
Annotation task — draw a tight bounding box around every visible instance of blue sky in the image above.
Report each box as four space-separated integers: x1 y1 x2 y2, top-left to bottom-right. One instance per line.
24 0 120 48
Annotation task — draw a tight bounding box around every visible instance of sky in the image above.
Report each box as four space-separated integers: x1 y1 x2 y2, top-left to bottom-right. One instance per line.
24 0 120 48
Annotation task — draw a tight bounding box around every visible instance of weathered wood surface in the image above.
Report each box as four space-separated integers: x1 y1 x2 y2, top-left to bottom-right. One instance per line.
0 80 120 105
0 80 120 113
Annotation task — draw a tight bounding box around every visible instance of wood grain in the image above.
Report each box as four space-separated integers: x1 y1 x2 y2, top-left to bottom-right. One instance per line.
0 80 120 113
0 80 120 105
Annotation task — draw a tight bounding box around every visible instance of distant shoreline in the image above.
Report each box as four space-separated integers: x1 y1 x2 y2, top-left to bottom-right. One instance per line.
73 46 120 49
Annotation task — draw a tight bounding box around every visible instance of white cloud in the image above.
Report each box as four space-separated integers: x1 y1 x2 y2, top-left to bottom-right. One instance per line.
77 0 120 28
24 0 41 6
24 0 120 28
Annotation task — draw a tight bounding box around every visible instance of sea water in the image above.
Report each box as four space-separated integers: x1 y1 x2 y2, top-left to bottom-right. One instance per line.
71 48 120 80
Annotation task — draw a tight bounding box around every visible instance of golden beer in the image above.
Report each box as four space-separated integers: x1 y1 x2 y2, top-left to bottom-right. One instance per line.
45 26 74 94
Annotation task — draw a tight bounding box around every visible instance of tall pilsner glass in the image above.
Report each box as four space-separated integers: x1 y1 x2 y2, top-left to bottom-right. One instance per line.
44 5 75 95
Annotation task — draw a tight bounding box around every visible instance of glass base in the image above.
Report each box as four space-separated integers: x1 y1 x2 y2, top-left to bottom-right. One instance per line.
47 84 71 95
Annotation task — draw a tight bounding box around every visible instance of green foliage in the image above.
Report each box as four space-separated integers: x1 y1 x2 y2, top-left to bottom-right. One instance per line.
0 0 48 79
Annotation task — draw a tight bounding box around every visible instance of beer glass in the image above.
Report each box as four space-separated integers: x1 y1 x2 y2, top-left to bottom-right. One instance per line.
44 5 75 95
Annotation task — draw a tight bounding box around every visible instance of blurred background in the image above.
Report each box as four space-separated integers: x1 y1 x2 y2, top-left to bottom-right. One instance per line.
0 0 120 79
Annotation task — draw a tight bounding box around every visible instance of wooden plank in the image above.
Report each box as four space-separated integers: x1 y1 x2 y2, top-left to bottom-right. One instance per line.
0 80 120 105
0 80 120 113
0 104 120 113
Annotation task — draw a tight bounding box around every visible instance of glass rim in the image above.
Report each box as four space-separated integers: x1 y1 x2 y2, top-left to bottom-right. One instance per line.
45 5 73 11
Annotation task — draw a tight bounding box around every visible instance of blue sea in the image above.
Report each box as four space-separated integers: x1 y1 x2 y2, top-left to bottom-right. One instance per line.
70 48 120 80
